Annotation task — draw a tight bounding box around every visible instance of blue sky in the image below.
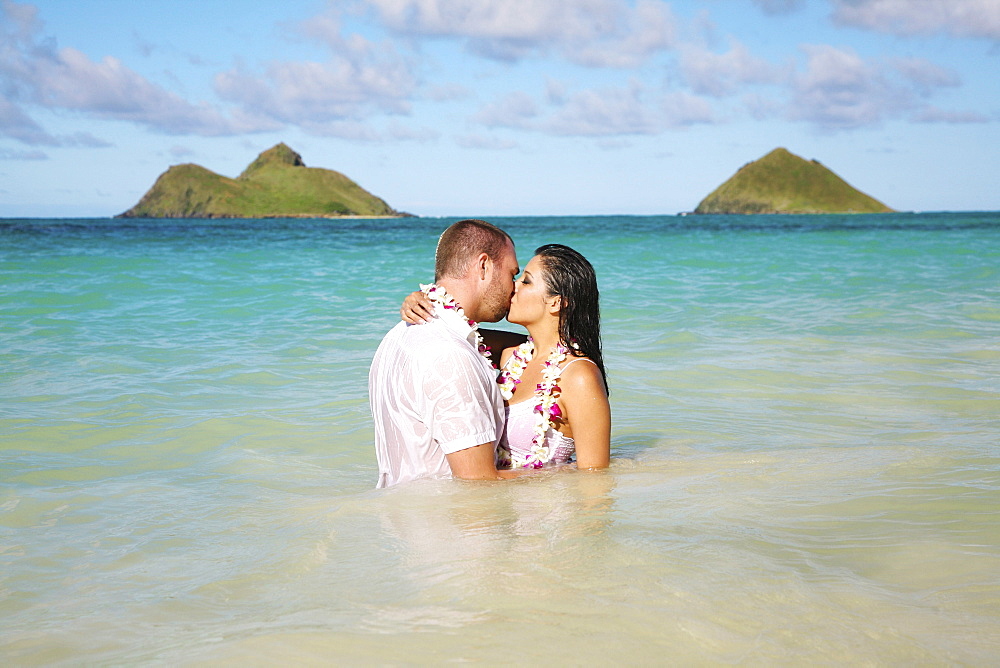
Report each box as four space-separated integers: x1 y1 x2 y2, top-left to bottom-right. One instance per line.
1 0 997 217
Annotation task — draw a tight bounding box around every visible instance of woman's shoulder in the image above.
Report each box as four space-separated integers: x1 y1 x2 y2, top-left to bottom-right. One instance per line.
499 345 518 367
560 355 605 391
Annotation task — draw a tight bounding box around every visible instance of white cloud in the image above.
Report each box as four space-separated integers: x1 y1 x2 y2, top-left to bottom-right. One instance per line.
572 0 678 67
426 83 471 102
679 40 787 97
362 0 676 67
474 91 541 129
0 96 114 147
455 134 518 149
780 46 979 131
0 147 47 160
0 0 39 39
0 0 260 141
32 48 240 134
891 57 961 95
214 58 414 123
386 122 441 141
3 0 990 155
298 120 383 141
743 92 783 120
912 107 991 123
752 0 806 15
475 81 714 137
596 137 631 150
830 0 1000 40
661 91 716 126
213 14 419 132
545 81 665 135
59 131 112 148
545 79 567 106
0 96 58 145
789 44 914 129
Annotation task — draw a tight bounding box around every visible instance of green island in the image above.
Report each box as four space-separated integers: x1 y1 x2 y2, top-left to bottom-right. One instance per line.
117 143 406 219
694 147 894 215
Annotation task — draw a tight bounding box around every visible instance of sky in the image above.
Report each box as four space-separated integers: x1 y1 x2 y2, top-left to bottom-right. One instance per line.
1 0 998 218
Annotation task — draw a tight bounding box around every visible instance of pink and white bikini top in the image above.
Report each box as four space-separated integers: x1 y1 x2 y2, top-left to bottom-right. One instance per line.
500 357 595 467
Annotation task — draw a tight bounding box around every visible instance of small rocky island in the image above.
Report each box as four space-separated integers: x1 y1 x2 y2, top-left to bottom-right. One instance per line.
694 148 894 214
118 143 406 219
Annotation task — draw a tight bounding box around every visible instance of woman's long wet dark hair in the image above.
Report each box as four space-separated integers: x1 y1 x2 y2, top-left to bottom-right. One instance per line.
535 244 608 393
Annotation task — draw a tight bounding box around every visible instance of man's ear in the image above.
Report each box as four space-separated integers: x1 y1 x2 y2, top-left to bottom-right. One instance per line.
477 252 490 281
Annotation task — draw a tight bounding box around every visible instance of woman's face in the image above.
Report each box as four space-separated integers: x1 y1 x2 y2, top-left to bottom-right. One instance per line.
507 255 557 326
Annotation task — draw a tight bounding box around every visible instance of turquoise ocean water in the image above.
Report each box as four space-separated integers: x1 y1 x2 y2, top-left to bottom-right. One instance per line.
2 214 998 663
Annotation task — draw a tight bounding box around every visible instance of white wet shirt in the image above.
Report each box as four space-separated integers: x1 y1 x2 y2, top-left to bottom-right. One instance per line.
368 301 505 488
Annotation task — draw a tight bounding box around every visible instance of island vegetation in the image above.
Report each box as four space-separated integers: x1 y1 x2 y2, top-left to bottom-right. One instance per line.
694 148 894 215
118 143 406 219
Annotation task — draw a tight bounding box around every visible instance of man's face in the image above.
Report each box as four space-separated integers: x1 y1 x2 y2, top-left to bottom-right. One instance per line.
480 240 519 322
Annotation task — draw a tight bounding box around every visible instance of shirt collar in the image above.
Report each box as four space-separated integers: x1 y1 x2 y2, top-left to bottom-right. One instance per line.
431 299 480 347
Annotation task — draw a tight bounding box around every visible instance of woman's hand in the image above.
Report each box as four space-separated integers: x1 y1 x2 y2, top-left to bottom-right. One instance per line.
401 290 435 324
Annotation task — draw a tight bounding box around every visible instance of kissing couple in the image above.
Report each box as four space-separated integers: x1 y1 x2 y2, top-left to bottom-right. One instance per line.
369 219 611 488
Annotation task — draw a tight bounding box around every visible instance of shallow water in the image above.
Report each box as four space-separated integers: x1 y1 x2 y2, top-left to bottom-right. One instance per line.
2 214 999 663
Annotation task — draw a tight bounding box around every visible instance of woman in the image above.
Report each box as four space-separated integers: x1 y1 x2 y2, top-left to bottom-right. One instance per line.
403 244 610 471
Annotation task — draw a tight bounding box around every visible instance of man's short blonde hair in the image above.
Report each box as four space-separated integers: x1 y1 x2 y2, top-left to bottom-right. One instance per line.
434 219 513 281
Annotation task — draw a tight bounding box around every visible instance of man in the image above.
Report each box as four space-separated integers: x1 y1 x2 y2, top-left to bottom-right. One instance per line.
369 219 520 488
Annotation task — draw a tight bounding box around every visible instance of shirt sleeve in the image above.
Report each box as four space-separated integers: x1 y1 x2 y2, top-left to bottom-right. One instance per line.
420 342 500 455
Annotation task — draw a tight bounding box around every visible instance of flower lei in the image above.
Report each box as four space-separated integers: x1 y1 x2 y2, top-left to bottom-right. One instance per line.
496 337 569 469
419 283 494 368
